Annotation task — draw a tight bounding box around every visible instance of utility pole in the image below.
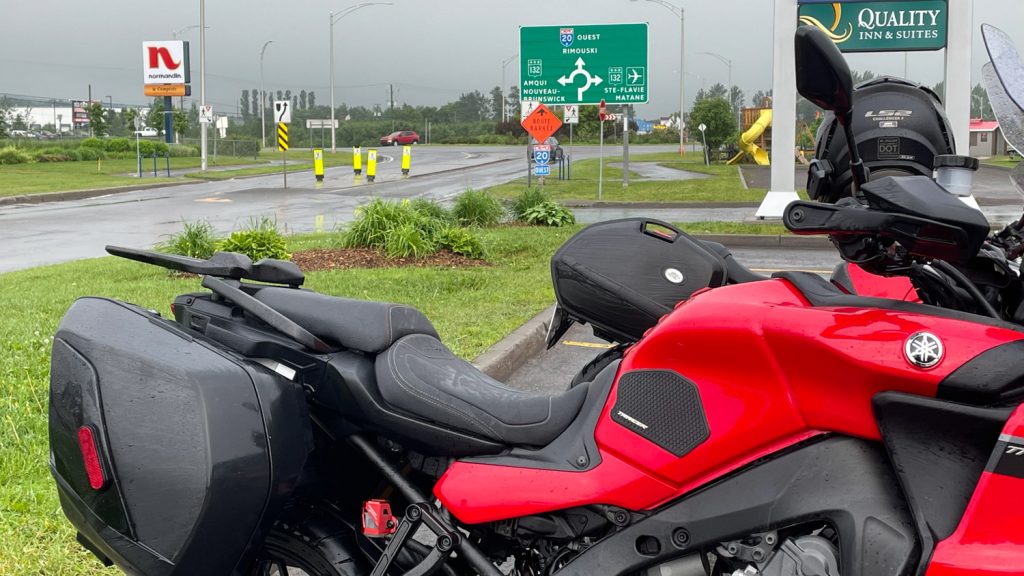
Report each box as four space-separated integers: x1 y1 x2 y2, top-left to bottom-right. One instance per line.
260 40 273 150
330 2 392 153
199 0 208 171
389 83 394 112
88 84 92 137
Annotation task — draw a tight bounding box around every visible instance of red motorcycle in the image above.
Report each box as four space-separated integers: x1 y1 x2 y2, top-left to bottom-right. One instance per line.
49 27 1024 576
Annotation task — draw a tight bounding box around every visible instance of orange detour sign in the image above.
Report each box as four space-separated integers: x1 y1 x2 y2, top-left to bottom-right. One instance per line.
521 103 563 143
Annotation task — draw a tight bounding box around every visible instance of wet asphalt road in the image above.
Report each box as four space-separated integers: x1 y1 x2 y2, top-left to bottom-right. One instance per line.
0 145 675 273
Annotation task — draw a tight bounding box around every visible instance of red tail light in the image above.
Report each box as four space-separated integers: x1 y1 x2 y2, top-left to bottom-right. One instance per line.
77 426 107 490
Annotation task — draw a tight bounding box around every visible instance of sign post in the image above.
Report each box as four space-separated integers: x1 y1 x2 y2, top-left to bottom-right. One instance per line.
519 24 648 106
521 102 564 186
564 104 579 179
275 101 291 189
698 123 708 166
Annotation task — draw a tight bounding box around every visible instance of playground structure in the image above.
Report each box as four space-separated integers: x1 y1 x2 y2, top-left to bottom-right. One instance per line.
727 106 773 165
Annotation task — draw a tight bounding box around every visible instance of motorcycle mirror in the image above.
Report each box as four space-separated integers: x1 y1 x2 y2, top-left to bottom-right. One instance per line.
795 26 855 125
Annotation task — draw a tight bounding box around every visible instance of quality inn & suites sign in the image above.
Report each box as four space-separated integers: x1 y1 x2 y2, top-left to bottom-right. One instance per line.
798 0 948 52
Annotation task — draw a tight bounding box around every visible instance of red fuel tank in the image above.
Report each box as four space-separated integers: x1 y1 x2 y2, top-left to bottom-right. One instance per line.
436 278 1023 524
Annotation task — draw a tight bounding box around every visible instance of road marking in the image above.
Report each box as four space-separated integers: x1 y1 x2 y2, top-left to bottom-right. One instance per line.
196 197 231 203
563 340 615 349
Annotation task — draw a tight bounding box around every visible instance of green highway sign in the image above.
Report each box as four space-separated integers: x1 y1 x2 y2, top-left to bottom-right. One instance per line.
797 0 947 53
519 23 648 105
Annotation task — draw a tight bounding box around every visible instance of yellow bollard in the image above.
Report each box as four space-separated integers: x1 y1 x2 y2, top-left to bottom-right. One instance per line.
366 149 377 182
313 149 324 182
401 145 411 176
352 146 362 175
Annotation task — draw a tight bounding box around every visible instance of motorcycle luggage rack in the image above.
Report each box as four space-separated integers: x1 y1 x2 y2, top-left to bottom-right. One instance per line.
106 245 305 287
107 245 332 353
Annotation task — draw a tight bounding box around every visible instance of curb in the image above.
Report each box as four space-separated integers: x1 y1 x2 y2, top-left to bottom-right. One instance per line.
694 233 832 249
1 157 519 207
473 305 554 381
567 201 761 209
0 180 198 207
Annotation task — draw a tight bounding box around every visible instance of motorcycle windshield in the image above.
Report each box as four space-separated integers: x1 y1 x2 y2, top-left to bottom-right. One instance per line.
983 24 1024 113
981 25 1024 200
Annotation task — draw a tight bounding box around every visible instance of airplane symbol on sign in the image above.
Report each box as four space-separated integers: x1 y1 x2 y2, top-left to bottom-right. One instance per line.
628 69 642 83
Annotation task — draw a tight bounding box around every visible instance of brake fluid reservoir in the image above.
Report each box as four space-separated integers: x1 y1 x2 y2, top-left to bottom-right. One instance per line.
934 154 980 197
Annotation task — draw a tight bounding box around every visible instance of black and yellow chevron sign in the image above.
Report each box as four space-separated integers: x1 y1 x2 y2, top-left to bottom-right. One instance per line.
277 123 289 151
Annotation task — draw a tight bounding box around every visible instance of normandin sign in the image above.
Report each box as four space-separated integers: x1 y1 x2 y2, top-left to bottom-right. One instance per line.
142 41 190 85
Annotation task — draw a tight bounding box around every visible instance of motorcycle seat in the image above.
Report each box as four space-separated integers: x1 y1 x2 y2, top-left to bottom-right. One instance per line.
253 287 439 353
375 333 590 447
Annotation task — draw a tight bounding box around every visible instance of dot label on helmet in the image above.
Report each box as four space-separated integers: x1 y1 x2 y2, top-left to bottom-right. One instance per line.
664 268 685 284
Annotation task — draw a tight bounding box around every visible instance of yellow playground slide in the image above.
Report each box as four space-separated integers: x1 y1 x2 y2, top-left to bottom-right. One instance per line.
727 108 772 166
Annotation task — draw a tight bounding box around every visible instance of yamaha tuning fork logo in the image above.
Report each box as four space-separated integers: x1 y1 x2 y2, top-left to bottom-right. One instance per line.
904 332 943 368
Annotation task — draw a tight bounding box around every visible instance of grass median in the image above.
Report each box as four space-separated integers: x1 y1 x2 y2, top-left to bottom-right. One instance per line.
982 155 1021 169
0 156 259 197
487 152 767 203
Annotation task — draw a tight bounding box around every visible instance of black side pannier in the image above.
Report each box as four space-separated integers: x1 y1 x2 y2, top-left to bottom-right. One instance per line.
49 297 310 575
551 219 727 343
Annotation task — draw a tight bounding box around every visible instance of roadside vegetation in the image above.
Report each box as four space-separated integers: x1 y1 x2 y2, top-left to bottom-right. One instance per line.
982 154 1021 169
487 152 766 203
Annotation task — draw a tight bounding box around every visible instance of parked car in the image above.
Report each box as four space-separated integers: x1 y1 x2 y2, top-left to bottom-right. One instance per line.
134 127 159 137
527 137 564 163
380 130 419 146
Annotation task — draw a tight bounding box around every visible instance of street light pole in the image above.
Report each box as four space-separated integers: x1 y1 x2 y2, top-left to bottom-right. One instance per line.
632 0 685 155
199 0 207 171
260 40 273 150
699 50 737 131
330 2 392 153
501 53 518 123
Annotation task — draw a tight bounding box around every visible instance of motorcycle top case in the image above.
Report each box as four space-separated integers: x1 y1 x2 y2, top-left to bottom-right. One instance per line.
49 297 311 575
551 218 727 342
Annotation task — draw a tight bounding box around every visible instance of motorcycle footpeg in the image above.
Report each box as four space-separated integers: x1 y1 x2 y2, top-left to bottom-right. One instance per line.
369 502 460 576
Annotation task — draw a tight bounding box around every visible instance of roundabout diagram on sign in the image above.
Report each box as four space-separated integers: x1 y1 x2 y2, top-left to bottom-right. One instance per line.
557 57 604 101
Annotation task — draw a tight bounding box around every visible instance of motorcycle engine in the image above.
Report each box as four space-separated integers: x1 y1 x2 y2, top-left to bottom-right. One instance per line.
646 531 840 576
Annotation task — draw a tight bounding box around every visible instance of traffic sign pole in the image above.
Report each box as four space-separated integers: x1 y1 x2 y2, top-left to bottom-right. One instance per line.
598 117 604 201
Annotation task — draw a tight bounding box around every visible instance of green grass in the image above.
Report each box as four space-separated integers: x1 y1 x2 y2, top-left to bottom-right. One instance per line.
0 156 258 196
486 152 766 203
982 155 1021 169
0 225 576 575
677 221 790 235
185 163 310 181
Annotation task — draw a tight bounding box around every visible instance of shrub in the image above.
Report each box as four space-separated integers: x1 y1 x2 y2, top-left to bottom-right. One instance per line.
104 138 132 153
75 147 107 161
452 189 503 227
409 198 453 222
80 137 105 149
342 198 485 260
218 216 290 261
343 199 420 249
32 147 75 162
509 187 551 221
522 201 576 227
384 222 434 258
0 146 31 164
169 144 199 157
434 225 486 259
160 220 219 259
137 140 170 156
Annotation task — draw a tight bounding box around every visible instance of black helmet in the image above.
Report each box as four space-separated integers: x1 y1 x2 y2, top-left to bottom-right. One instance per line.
808 76 956 203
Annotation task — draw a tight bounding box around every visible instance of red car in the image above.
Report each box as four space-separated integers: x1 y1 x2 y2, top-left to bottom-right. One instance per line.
379 130 419 146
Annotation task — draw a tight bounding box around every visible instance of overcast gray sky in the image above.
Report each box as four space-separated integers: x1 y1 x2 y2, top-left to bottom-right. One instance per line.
1 0 1022 117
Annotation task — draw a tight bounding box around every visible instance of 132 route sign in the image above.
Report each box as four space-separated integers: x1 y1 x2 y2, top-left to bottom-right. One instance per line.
520 23 648 105
521 103 562 144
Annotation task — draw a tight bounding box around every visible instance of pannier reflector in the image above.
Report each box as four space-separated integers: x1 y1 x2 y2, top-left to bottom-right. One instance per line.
77 426 106 490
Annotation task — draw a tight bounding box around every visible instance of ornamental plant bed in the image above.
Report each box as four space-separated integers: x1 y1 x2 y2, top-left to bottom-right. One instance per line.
290 247 488 271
